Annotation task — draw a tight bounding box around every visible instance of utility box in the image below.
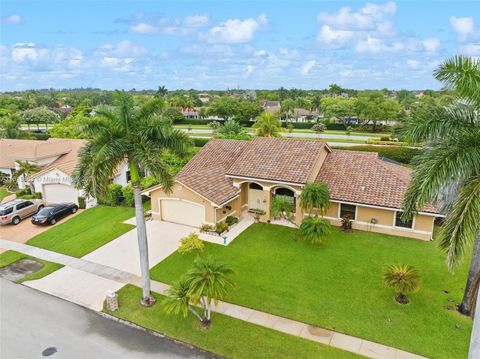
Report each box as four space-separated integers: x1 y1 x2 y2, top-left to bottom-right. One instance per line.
106 290 119 311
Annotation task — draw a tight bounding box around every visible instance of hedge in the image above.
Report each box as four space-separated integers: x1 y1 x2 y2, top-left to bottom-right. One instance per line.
334 145 420 164
192 138 210 147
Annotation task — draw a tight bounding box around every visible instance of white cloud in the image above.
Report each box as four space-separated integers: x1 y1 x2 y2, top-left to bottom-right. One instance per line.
12 43 49 63
317 1 440 55
245 65 254 74
1 14 22 25
406 59 420 69
205 14 267 44
96 40 147 58
183 15 209 28
450 16 476 41
301 60 316 75
459 43 480 56
130 23 158 34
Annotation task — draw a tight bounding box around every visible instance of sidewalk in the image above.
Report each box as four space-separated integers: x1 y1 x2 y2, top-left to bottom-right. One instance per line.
0 239 426 359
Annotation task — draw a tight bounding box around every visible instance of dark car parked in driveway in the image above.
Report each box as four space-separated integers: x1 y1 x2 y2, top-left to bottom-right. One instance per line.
31 203 78 225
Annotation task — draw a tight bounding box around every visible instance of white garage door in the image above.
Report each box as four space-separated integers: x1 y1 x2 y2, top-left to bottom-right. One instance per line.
160 199 205 227
43 184 78 205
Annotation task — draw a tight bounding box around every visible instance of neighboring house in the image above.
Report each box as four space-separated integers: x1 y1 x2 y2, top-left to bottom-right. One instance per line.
143 137 440 241
182 107 201 119
0 138 129 208
261 100 280 115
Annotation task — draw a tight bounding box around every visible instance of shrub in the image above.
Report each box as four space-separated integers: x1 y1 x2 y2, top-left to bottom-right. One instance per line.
193 138 209 147
208 121 222 130
200 224 214 233
0 172 9 185
107 183 123 206
15 188 31 197
334 145 419 164
380 136 391 141
34 192 42 199
299 216 332 245
19 194 34 199
122 184 134 207
178 232 205 254
215 221 229 235
225 216 239 226
341 215 353 231
270 196 294 220
311 123 327 133
78 196 86 209
383 264 421 304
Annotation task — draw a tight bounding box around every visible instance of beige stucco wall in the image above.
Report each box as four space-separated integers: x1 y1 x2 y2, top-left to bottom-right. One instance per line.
216 197 241 222
150 182 216 224
414 214 434 232
357 206 395 226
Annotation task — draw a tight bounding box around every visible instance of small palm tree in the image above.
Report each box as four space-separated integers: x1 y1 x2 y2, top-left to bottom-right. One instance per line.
253 112 282 137
73 91 190 306
15 160 40 193
270 196 294 220
163 277 204 322
186 255 235 324
299 182 330 215
299 216 332 245
383 264 421 304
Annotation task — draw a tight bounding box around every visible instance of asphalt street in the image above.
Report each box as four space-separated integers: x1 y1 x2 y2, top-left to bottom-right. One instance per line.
0 279 216 359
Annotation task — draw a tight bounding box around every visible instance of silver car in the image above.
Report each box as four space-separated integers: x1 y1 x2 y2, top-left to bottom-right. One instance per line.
0 199 45 225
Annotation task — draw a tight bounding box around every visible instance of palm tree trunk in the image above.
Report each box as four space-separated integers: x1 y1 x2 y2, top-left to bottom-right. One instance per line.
130 162 155 306
188 306 204 322
459 232 480 315
470 281 480 358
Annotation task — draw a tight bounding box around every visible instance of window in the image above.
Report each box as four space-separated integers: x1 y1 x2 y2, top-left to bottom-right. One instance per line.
249 183 263 190
274 187 295 206
395 212 413 229
16 202 29 210
340 203 356 220
126 171 131 182
0 207 13 216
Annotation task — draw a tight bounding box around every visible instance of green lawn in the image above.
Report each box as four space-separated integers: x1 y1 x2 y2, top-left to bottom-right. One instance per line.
0 187 11 202
0 250 63 283
27 205 135 257
105 285 361 359
151 223 472 359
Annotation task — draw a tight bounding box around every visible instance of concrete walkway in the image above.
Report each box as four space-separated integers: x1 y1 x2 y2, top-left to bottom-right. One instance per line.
0 239 426 359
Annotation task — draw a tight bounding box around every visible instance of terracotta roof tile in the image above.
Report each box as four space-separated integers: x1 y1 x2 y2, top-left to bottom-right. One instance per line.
316 150 438 213
176 139 249 205
226 137 327 184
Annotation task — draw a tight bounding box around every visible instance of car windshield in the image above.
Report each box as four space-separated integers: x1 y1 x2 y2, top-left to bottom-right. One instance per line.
0 208 12 216
38 208 54 216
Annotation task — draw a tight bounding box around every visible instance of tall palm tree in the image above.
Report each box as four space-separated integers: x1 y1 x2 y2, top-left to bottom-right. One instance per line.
73 91 190 306
299 182 330 215
402 56 480 316
253 112 282 137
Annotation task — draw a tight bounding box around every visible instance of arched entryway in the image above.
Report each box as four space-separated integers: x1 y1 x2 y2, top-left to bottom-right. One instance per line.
273 186 296 208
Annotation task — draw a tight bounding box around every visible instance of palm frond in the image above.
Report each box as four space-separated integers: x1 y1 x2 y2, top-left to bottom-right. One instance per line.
434 55 480 109
135 97 165 121
439 175 480 270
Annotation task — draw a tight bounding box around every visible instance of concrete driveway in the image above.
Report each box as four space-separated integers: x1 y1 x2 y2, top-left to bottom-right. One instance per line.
0 210 82 250
23 220 196 310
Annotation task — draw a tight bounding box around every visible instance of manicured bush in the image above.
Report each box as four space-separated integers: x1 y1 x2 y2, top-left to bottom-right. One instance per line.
122 184 134 207
107 183 123 206
225 216 239 226
140 176 158 190
15 188 31 197
215 221 229 235
18 194 35 199
334 145 419 164
34 192 42 199
200 224 214 233
193 138 209 147
77 196 86 209
28 131 51 140
178 232 205 254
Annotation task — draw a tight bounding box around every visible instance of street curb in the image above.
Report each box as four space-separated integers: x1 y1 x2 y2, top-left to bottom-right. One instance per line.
98 311 222 359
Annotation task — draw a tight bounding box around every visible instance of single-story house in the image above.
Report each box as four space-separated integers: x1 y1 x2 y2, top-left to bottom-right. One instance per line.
0 138 129 208
143 137 440 241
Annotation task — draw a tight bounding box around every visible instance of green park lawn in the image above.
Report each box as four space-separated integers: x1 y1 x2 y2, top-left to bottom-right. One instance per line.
150 223 472 359
26 205 135 257
105 284 361 359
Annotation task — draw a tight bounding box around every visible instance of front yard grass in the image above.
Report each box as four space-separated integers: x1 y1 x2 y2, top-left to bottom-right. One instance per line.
0 250 63 283
105 284 361 359
0 186 11 201
26 205 135 257
151 223 472 359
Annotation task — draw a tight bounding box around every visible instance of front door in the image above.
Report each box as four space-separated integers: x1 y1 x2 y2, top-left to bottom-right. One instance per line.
248 188 265 211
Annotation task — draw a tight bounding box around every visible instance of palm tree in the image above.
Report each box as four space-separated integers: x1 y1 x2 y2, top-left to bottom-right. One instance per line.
156 85 168 98
270 196 294 220
253 112 283 137
383 264 421 304
73 91 190 306
402 56 480 315
15 160 40 193
299 182 330 215
186 255 235 324
163 277 204 322
299 216 332 245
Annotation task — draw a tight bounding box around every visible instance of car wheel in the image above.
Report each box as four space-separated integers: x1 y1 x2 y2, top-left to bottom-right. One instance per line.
37 205 44 213
72 207 77 214
12 216 21 225
50 218 56 225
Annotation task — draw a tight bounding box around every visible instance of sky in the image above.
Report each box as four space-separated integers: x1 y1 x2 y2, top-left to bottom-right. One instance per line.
1 1 479 91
